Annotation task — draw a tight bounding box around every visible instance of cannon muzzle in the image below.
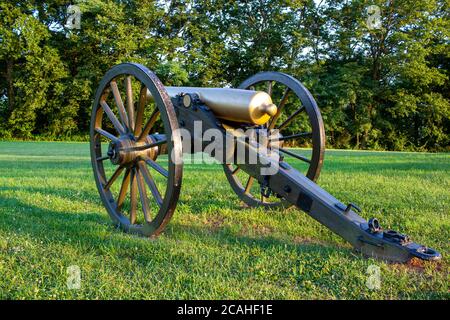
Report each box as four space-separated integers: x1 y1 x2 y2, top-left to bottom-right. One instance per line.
147 87 277 125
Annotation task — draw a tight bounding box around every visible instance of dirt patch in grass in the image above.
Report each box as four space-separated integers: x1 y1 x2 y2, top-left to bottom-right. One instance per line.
203 215 226 231
239 224 274 237
292 236 330 247
392 258 447 274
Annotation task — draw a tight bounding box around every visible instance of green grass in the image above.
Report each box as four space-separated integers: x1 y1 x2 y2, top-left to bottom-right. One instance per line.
0 141 448 299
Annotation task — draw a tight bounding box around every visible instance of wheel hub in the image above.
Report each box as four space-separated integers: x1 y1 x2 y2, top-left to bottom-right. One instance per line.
108 135 158 166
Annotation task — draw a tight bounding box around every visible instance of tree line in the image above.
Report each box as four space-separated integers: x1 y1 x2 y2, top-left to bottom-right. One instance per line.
1 0 449 151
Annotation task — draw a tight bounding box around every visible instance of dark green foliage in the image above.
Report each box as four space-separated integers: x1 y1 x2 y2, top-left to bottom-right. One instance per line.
0 0 449 151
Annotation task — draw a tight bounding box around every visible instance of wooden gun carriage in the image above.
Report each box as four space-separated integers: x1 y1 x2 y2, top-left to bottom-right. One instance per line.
90 63 441 263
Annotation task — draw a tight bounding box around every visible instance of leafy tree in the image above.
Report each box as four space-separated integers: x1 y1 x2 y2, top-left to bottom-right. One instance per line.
0 1 67 137
0 0 448 150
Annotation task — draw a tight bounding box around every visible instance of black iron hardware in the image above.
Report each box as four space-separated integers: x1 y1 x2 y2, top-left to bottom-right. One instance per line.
260 175 272 198
368 218 381 233
335 202 362 214
412 246 441 260
383 230 411 245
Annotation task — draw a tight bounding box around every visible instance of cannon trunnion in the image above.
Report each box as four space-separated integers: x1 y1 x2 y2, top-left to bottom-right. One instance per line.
90 63 441 263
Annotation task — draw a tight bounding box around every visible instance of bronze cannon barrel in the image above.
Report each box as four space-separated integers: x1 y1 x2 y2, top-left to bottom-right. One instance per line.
147 87 277 125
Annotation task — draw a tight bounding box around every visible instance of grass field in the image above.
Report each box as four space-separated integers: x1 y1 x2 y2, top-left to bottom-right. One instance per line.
0 141 448 299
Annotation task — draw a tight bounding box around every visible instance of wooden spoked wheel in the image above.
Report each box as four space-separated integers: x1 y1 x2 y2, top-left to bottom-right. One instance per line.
90 63 183 236
224 71 325 208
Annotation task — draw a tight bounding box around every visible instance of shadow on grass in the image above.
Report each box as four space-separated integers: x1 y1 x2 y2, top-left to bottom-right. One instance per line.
0 184 244 216
0 193 349 266
0 185 101 205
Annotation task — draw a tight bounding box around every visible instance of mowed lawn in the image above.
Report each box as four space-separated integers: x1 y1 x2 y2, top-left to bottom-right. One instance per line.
0 141 448 299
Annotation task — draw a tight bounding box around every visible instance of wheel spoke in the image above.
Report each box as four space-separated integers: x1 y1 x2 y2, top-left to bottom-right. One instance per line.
278 106 305 131
145 158 168 178
269 88 290 129
278 132 312 141
100 100 125 135
244 176 254 194
135 84 147 136
138 108 160 142
136 166 151 222
117 168 131 211
95 127 119 142
96 155 109 161
120 139 167 153
266 81 273 96
278 148 311 163
138 161 163 207
232 166 240 175
104 166 124 191
129 168 137 224
110 80 129 131
125 76 135 131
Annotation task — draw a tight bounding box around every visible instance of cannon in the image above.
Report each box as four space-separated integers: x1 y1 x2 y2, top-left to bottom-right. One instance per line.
90 63 441 263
